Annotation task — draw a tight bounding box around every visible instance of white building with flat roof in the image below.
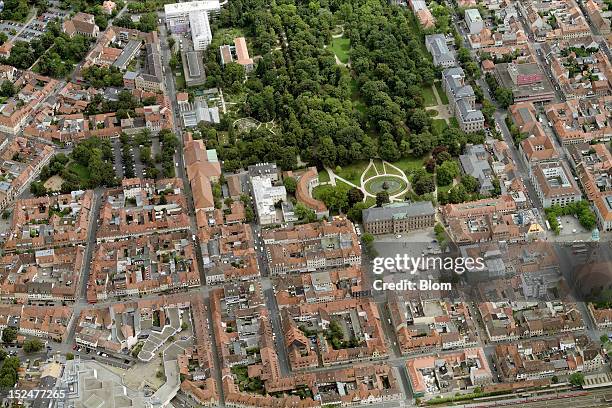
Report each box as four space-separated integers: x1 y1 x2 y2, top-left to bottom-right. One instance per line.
164 0 220 33
465 8 484 34
189 10 212 51
251 175 286 225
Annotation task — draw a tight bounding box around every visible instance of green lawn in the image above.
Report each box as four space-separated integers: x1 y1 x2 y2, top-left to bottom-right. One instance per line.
390 157 425 178
437 184 453 196
372 159 384 174
435 82 449 104
68 162 90 185
363 163 378 181
313 184 334 201
364 196 376 207
349 77 359 97
174 72 186 91
335 161 369 185
318 169 330 183
210 28 247 50
329 37 350 64
427 109 438 117
383 162 404 177
349 77 367 115
422 86 437 107
432 119 449 134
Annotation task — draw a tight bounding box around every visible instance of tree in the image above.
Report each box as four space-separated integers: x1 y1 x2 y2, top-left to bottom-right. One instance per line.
347 187 364 207
222 62 246 88
376 191 390 207
379 135 400 162
1 327 17 344
30 181 47 197
551 375 558 384
460 174 480 193
0 81 15 97
347 202 368 223
569 372 585 386
579 209 596 230
66 353 74 360
361 233 377 257
482 99 496 126
407 109 430 133
0 348 6 361
283 177 297 194
491 178 501 196
137 12 157 32
317 185 350 213
295 203 317 222
410 132 434 157
601 334 609 344
316 137 337 168
457 47 471 64
448 184 469 204
169 53 180 70
436 160 459 186
425 158 436 173
495 87 514 108
434 151 452 165
413 170 435 195
0 356 19 388
23 339 44 353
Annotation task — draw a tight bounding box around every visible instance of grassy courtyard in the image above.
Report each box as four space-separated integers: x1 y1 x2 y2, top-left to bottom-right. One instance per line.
449 117 460 128
435 82 449 104
432 119 448 134
335 161 369 185
422 86 437 107
391 157 426 176
329 37 350 63
67 162 90 185
318 169 330 183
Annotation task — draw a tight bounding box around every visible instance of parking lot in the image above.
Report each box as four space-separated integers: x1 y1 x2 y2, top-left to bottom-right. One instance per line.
113 137 146 180
113 135 169 180
0 3 70 44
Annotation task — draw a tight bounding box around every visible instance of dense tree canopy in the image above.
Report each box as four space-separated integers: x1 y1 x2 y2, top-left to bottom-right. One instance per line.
204 0 448 171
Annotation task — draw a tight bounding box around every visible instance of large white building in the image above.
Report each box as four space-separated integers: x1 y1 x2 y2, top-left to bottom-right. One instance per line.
465 8 484 35
189 10 212 51
251 175 287 225
164 0 220 33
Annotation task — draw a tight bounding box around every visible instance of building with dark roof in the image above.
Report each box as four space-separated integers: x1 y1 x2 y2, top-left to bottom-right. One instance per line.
442 67 484 133
460 144 494 195
425 34 456 68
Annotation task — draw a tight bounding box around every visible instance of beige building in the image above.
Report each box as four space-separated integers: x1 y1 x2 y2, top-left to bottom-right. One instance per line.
530 160 582 207
363 202 435 234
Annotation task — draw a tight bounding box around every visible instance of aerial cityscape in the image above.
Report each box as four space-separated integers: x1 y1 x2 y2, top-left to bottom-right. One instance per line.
0 0 610 407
